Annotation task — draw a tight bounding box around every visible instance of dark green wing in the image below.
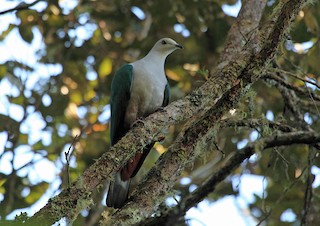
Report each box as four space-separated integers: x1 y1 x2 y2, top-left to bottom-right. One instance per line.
162 81 170 107
110 64 133 145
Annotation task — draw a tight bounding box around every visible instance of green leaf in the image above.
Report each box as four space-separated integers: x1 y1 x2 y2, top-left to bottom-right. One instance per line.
25 182 49 205
18 26 34 43
0 178 7 194
0 24 15 41
0 65 7 79
98 57 113 78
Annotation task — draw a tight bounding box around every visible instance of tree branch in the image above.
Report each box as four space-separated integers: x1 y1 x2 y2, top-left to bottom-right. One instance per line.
218 0 266 67
272 66 320 90
270 59 318 225
219 118 295 133
28 2 264 225
107 0 313 225
264 72 320 101
141 131 320 226
28 0 314 225
0 0 42 15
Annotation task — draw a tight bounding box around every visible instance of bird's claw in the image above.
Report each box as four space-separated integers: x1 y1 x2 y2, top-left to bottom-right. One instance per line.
156 107 166 113
131 118 145 127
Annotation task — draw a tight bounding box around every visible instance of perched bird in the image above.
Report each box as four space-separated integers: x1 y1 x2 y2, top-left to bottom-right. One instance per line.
106 38 183 208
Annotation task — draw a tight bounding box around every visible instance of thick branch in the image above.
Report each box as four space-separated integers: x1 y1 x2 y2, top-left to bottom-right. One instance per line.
108 0 312 225
29 0 313 225
142 131 320 226
28 2 264 225
218 0 266 66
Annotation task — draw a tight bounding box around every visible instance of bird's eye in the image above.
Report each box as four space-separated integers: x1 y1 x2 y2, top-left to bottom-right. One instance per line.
161 40 167 45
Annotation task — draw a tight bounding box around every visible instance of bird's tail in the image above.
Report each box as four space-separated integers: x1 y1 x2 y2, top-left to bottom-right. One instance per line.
106 171 130 208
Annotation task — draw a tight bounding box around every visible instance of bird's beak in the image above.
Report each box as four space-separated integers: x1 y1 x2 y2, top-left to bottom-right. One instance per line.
175 44 183 49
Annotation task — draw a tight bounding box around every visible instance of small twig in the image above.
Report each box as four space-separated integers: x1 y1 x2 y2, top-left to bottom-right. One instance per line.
264 73 320 102
304 82 320 116
65 135 79 190
274 148 289 166
272 66 320 90
143 131 320 226
220 118 295 133
257 166 308 226
256 210 272 226
172 196 180 205
0 0 42 15
278 58 320 113
261 175 267 213
301 148 314 226
213 141 225 157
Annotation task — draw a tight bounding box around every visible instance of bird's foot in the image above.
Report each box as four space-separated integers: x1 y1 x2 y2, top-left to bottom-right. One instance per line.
156 107 166 113
131 118 145 128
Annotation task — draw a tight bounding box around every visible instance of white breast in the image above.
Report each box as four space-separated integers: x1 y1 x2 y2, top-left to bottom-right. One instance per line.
130 59 167 116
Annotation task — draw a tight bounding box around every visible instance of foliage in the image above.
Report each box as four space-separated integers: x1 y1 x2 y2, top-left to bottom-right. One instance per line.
0 0 319 225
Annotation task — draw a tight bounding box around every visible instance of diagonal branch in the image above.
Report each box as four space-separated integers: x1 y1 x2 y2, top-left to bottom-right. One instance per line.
266 56 319 225
28 0 313 225
219 118 296 133
264 72 320 101
273 65 320 90
108 0 313 225
218 0 266 66
0 0 42 15
28 1 266 225
141 131 320 226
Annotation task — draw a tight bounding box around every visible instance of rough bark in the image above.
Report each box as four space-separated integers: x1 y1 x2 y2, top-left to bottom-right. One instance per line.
27 0 314 225
107 0 313 225
140 131 320 226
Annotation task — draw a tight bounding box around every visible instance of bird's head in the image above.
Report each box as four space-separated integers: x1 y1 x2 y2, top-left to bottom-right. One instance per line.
150 38 183 56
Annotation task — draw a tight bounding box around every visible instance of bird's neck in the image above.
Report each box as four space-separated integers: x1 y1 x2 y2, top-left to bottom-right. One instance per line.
143 50 167 66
